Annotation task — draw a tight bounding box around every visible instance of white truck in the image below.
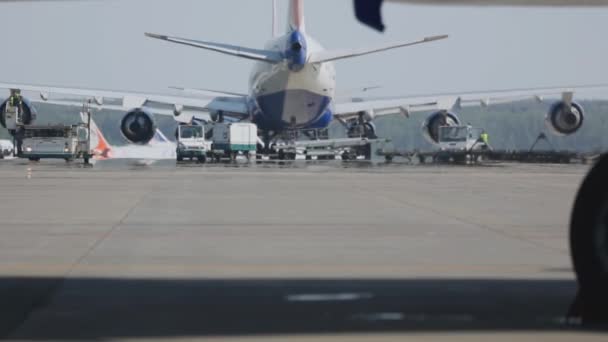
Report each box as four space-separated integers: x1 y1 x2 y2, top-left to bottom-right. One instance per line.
176 124 211 162
436 125 489 163
0 139 14 159
19 124 92 163
438 126 488 152
211 123 258 161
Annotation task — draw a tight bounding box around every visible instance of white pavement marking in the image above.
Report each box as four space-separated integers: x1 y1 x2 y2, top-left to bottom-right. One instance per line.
286 293 374 302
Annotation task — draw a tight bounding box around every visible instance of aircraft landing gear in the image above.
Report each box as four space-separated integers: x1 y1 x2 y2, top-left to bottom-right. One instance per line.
569 153 608 324
347 112 377 139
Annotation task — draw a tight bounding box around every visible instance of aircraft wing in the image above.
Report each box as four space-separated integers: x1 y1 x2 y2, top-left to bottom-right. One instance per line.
0 82 250 122
333 84 608 120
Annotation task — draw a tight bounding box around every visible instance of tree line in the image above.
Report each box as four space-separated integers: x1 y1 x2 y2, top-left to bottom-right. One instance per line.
1 100 607 153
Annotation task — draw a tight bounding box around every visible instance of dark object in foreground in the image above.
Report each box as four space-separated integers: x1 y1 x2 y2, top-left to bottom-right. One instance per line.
354 0 385 32
570 153 608 323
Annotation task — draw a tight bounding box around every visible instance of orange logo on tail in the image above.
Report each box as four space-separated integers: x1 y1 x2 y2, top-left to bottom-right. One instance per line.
92 127 113 160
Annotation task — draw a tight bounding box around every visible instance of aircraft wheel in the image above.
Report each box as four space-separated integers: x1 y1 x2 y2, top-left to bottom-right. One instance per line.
570 153 608 322
453 155 467 164
197 156 206 164
363 122 378 139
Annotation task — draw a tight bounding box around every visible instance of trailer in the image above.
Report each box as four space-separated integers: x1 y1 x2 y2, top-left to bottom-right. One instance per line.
271 136 394 162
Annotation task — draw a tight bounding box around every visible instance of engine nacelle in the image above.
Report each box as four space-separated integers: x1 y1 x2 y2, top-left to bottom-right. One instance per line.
422 111 461 144
0 98 37 130
545 101 584 136
120 108 156 145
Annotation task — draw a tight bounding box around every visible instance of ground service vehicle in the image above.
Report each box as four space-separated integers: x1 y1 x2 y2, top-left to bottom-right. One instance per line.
211 123 257 161
176 124 211 162
20 124 92 163
0 139 13 158
438 126 487 152
435 125 488 163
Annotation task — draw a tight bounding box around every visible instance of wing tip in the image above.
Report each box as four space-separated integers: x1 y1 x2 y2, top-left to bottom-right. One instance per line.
425 35 449 42
145 32 168 40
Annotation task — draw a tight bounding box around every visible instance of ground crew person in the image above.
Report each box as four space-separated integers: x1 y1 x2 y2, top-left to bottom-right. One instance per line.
8 90 22 108
480 130 491 150
481 131 489 145
7 90 24 124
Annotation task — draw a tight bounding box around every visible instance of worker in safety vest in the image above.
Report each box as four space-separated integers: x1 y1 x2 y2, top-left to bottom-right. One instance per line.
480 131 489 144
8 91 22 108
480 130 491 150
7 90 24 124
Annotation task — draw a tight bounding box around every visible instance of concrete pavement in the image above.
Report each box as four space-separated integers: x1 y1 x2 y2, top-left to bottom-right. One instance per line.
0 159 602 340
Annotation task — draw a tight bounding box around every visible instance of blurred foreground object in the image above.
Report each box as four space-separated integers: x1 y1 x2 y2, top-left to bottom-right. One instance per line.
570 153 608 323
355 0 608 31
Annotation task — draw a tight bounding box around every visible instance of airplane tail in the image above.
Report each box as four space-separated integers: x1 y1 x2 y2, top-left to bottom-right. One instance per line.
88 117 113 160
146 0 447 65
288 0 305 32
272 0 279 37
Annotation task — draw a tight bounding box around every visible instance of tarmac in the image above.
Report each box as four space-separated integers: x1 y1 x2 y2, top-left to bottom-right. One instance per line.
0 158 605 341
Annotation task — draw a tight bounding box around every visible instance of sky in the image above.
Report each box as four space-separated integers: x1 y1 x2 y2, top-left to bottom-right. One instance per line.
0 0 607 98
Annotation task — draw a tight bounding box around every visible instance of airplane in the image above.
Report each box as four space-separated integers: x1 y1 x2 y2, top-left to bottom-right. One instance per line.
88 114 176 161
0 0 606 320
0 0 603 152
354 0 608 31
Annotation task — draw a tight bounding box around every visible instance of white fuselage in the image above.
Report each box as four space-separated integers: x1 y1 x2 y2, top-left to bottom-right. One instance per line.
248 30 336 130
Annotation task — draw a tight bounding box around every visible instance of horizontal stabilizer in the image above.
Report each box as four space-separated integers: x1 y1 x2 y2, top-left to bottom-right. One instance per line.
145 33 283 63
309 35 448 63
169 86 246 98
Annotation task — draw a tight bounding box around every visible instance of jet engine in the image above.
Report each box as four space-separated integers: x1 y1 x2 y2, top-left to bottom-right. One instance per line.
120 109 156 145
545 101 584 136
422 110 461 144
0 98 37 129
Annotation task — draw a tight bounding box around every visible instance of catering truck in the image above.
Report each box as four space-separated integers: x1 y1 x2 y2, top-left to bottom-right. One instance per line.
211 123 258 161
19 124 92 163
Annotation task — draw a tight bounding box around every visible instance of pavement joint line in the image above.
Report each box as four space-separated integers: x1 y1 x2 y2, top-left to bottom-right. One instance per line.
64 188 156 277
2 186 155 339
350 181 569 255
